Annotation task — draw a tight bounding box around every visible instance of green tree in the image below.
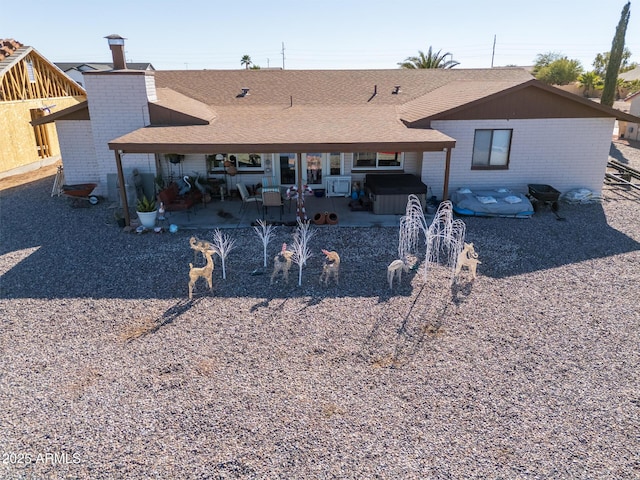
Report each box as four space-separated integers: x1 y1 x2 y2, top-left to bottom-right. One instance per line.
578 71 603 97
398 46 460 69
602 1 631 107
593 48 635 76
534 54 583 85
624 79 640 95
240 54 252 69
532 52 564 73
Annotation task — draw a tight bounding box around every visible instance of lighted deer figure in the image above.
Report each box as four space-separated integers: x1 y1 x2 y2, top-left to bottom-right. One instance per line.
270 243 294 284
387 259 409 290
188 248 217 299
319 249 340 286
190 236 213 258
455 242 481 279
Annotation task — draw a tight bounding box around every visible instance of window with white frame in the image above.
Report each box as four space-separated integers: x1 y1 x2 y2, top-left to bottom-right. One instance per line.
206 153 264 171
471 129 512 169
352 152 403 170
235 153 263 170
329 152 342 175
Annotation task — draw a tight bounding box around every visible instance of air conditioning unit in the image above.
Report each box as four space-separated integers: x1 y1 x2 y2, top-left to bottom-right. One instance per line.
326 175 351 197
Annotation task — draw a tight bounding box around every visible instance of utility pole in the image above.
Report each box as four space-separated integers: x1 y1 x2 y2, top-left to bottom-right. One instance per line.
491 35 496 68
282 42 286 69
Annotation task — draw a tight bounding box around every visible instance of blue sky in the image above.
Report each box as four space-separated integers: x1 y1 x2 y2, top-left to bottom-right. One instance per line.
8 0 639 71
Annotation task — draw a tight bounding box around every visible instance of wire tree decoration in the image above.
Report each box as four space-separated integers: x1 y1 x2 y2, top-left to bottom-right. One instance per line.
290 218 316 286
423 201 466 281
397 197 466 283
210 228 236 280
398 194 429 260
253 219 277 268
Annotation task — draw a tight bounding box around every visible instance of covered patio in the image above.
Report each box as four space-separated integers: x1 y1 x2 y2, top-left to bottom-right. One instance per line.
109 127 456 227
149 188 413 230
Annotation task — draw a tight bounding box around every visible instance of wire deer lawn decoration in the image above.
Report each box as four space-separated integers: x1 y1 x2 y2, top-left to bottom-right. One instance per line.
387 258 409 290
271 243 294 284
319 249 340 286
455 242 481 279
188 236 219 299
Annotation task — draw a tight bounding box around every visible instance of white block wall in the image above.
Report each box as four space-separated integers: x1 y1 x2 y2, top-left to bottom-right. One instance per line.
630 96 640 116
422 118 615 199
625 97 640 141
84 72 157 196
56 120 99 185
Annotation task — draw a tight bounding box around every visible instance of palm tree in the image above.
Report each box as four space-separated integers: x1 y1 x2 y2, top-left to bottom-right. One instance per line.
398 46 459 69
240 54 252 70
578 71 602 97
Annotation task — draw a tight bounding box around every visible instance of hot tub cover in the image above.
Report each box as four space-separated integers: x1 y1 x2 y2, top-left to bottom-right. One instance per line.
365 174 427 195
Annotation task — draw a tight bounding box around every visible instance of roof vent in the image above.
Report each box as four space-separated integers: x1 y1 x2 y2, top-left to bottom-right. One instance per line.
392 85 401 94
237 87 250 98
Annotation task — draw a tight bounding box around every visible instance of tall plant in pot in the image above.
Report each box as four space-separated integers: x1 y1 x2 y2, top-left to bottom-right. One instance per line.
136 195 158 229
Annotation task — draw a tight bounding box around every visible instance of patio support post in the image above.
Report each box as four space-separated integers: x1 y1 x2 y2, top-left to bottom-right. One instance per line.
442 147 452 201
115 150 131 226
296 152 306 221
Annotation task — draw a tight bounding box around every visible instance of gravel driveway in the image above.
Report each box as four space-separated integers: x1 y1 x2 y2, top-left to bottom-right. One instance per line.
1 143 639 479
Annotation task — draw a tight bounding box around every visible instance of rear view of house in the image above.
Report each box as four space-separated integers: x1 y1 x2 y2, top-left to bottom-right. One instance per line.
36 36 640 214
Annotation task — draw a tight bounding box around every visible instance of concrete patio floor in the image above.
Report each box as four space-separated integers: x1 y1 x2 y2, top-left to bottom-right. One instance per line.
155 193 413 229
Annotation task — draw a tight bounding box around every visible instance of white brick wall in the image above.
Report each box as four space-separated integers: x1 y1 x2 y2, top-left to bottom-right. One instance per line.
630 96 640 116
403 151 420 174
83 72 156 196
626 97 640 140
56 121 99 185
422 118 615 199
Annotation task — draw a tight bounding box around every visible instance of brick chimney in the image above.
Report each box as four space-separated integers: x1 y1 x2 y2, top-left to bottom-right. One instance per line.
104 34 126 70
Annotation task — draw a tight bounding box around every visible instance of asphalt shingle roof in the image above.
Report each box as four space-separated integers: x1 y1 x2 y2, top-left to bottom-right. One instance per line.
111 68 534 152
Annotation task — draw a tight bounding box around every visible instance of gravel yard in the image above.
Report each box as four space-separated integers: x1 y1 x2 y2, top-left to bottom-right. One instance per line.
1 142 639 479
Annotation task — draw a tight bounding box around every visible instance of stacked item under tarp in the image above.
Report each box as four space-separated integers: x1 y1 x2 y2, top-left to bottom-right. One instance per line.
451 187 534 218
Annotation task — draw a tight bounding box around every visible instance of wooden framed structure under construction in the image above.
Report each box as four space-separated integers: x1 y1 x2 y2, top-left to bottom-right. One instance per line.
0 39 85 176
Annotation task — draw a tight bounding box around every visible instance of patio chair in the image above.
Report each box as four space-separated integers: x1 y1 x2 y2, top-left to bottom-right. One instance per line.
260 176 281 194
262 190 284 220
237 182 262 214
262 176 278 188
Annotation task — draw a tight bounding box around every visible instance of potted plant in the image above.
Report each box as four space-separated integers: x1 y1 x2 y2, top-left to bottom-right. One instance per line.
136 195 158 229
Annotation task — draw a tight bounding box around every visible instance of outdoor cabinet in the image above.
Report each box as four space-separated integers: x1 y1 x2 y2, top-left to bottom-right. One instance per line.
326 175 351 197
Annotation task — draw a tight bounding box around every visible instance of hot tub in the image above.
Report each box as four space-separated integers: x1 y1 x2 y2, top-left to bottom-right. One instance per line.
365 174 427 214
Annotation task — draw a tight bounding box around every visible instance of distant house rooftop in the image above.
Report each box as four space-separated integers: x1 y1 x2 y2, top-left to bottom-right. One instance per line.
54 61 154 86
619 66 640 82
55 62 155 72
